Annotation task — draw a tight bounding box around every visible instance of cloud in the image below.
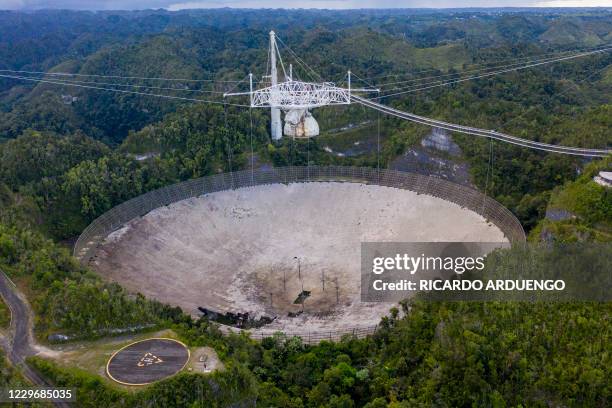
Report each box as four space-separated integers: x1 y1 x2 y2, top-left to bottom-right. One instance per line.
1 0 611 10
536 0 611 5
0 0 25 8
0 0 171 9
166 0 351 9
166 1 237 9
167 0 612 8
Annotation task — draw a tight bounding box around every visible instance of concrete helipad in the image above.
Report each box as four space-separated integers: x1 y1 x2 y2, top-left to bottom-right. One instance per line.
106 338 190 385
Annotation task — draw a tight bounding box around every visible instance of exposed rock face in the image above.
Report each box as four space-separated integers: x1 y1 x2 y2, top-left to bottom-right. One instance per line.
594 171 612 188
421 127 462 156
391 127 472 187
545 208 575 221
284 109 319 138
390 149 473 188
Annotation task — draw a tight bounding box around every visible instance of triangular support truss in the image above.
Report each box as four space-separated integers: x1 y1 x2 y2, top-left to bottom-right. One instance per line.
224 74 377 110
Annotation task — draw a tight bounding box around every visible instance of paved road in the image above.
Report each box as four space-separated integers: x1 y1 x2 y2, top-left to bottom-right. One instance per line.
0 271 72 407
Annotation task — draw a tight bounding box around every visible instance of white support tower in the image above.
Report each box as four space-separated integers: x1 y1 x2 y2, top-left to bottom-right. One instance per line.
269 31 283 141
224 31 609 156
224 31 378 140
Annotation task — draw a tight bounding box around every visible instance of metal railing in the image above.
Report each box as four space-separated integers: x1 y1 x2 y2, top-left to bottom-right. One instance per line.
219 324 380 345
73 166 525 342
74 166 525 262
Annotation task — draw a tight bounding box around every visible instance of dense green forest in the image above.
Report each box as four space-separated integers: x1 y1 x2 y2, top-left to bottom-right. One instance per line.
29 299 611 407
0 7 610 407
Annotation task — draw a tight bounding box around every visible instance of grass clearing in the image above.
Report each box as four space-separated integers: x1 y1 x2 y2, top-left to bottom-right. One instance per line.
42 329 222 390
47 329 179 390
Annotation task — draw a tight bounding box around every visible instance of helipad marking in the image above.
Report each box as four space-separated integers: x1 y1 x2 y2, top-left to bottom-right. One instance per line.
137 352 163 367
106 337 190 386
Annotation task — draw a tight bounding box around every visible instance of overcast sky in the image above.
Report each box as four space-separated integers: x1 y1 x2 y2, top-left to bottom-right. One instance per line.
1 0 611 10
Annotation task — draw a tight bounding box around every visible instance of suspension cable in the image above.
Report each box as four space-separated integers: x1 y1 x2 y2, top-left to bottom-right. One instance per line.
274 40 288 80
377 101 381 182
482 138 494 215
0 69 243 83
359 44 612 82
221 74 250 95
492 63 611 138
373 48 609 89
307 135 311 181
0 73 250 107
249 105 254 184
223 105 235 188
373 46 612 99
284 47 318 82
352 95 610 157
276 36 324 82
1 74 227 94
350 71 378 90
